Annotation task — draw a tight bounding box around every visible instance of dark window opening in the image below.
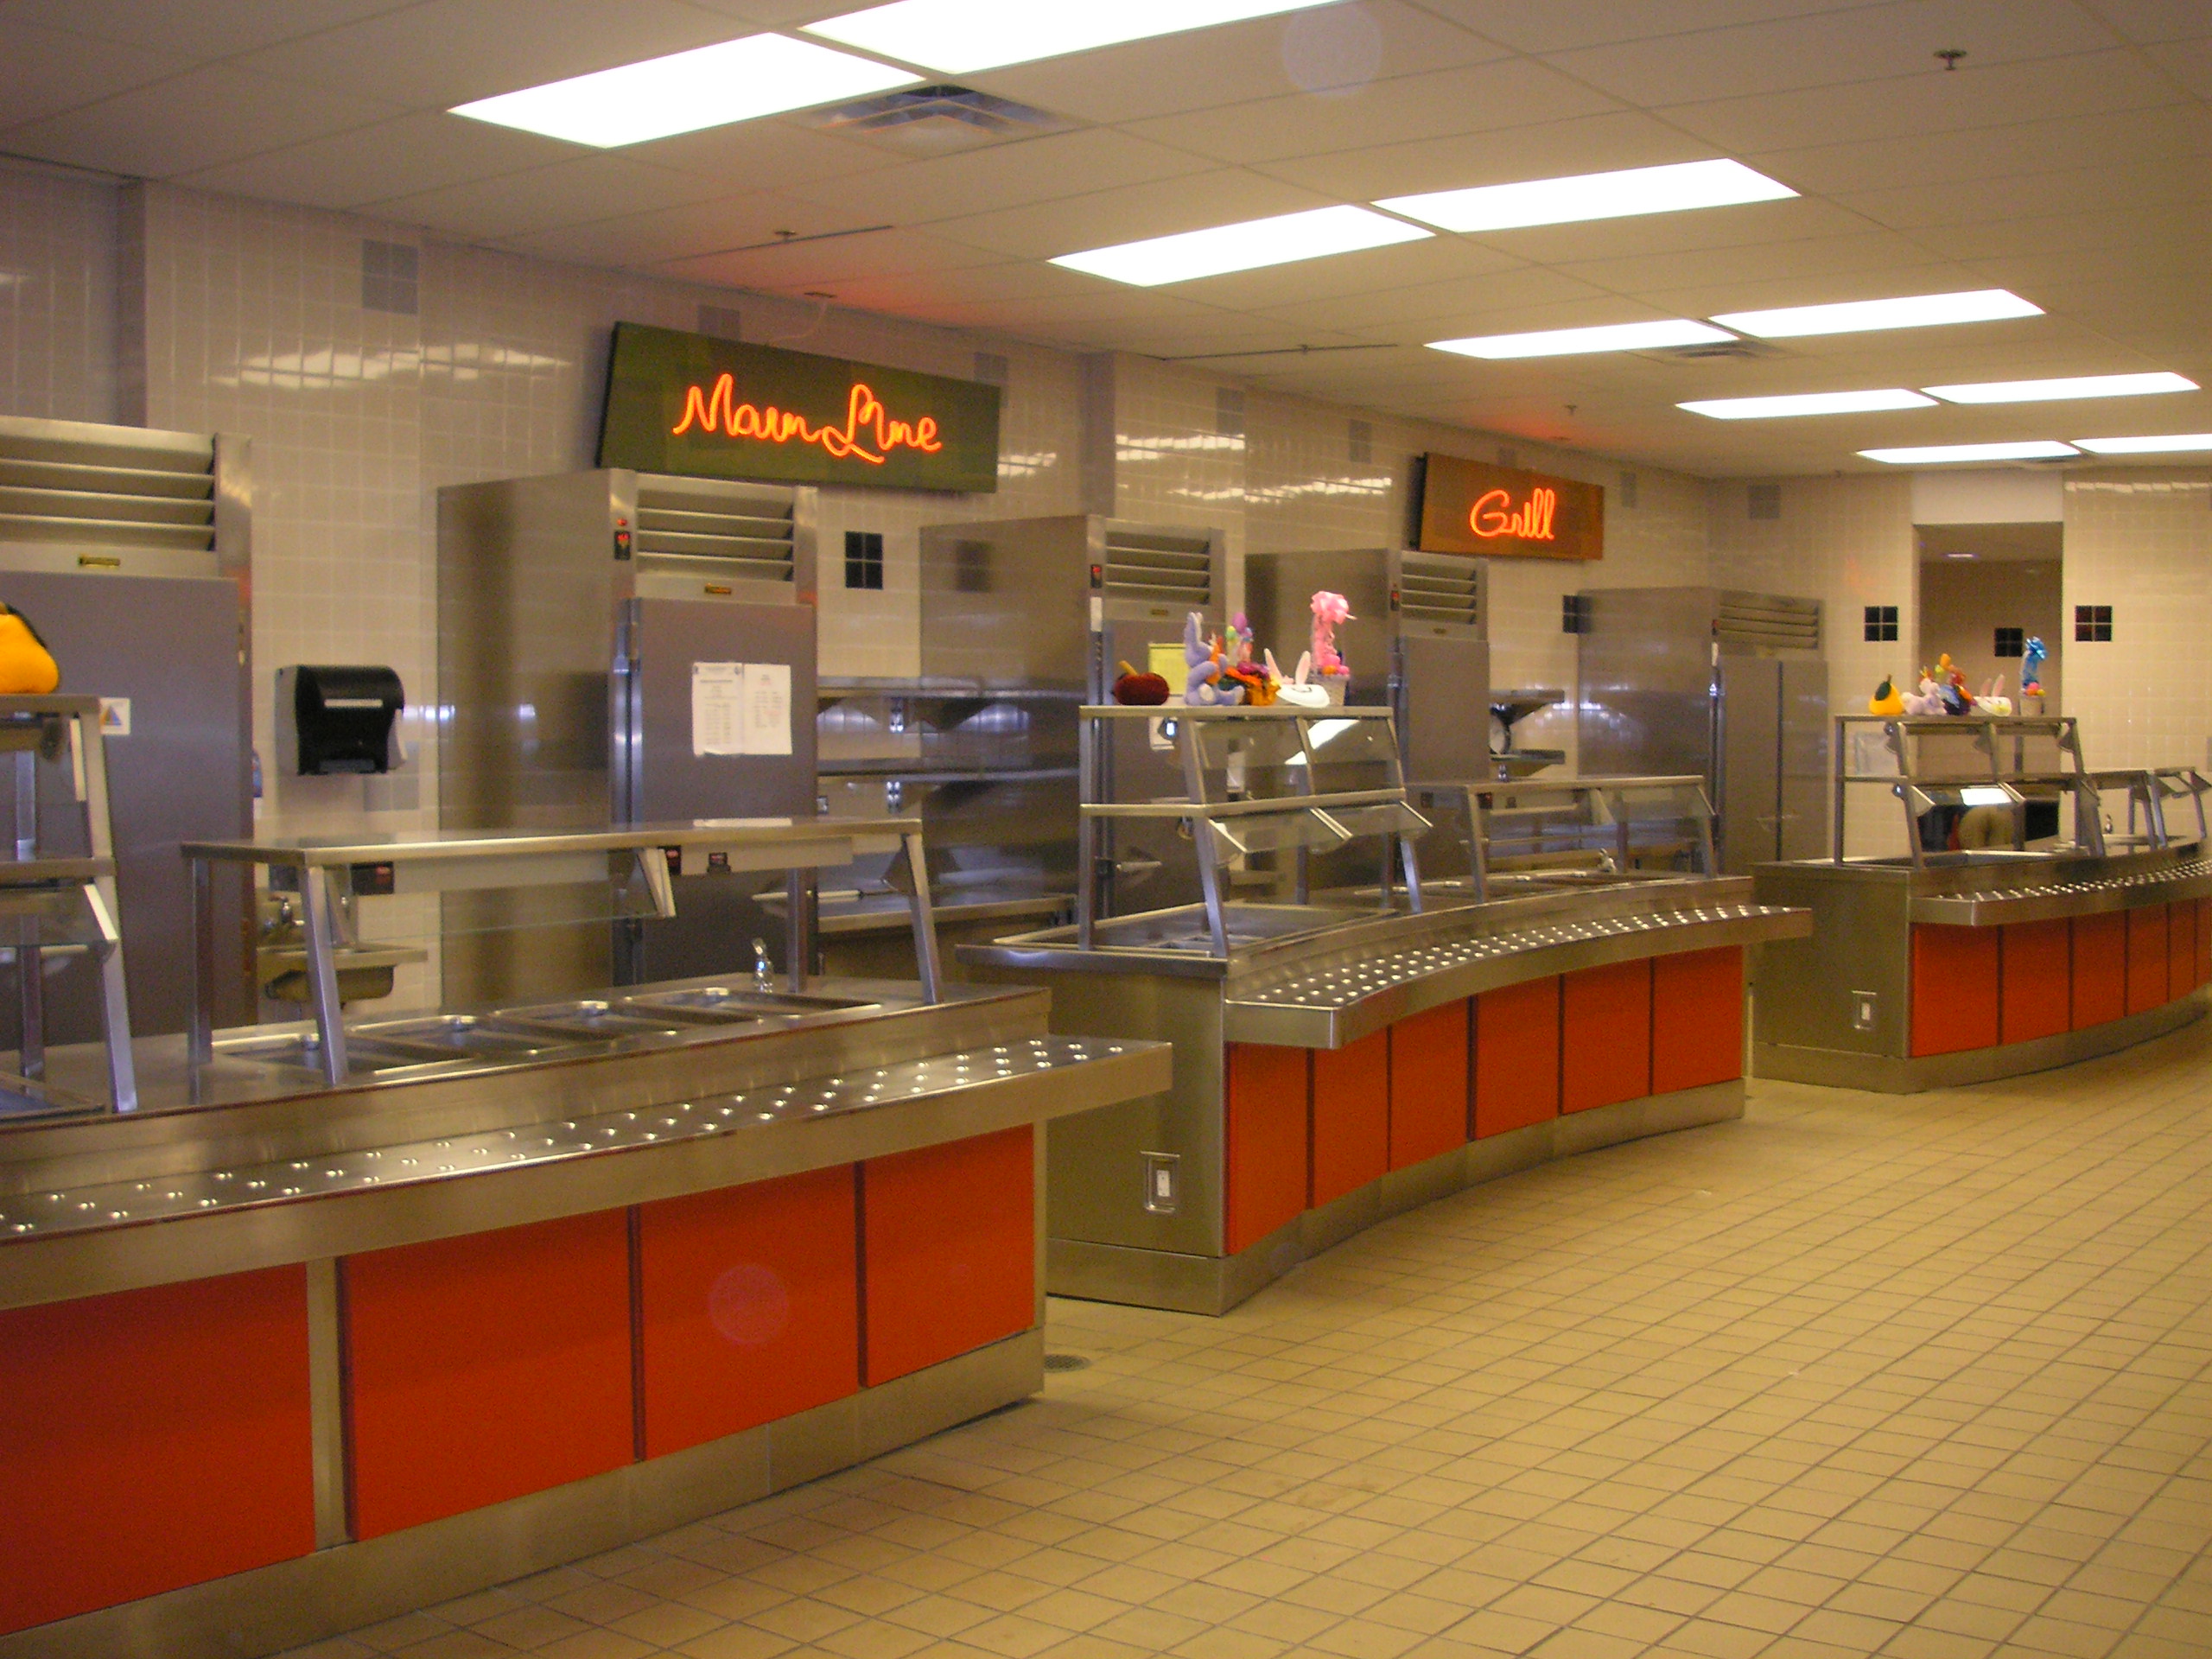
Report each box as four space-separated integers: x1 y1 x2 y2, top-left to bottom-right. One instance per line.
1863 605 1899 642
2075 605 2112 642
1994 627 2024 658
843 530 885 590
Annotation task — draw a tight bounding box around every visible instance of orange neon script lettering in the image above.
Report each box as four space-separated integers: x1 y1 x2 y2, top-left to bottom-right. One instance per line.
671 377 944 465
1468 486 1557 540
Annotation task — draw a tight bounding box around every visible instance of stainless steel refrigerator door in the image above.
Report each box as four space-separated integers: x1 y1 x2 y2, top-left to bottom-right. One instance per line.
1396 634 1491 781
1778 656 1832 861
0 570 250 1038
1717 658 1783 872
1575 587 1719 779
621 597 818 982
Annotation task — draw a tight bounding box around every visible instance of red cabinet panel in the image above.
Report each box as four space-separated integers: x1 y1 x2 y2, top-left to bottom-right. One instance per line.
1910 925 2001 1056
2126 905 2170 1014
1311 1028 1390 1206
2198 897 2211 989
1473 976 1560 1138
1561 960 1654 1112
2170 900 2196 1001
2073 912 2128 1029
1225 1043 1310 1254
862 1127 1033 1386
1650 947 1744 1095
1389 1001 1470 1171
639 1168 859 1459
1999 919 2071 1046
0 1268 315 1635
346 1211 633 1540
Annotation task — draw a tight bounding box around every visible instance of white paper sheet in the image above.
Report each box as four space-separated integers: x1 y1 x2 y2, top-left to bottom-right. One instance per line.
741 662 793 757
691 662 743 756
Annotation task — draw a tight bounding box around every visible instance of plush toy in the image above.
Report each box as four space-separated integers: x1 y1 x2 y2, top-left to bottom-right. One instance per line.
1868 676 1906 717
1309 590 1352 687
1978 676 2013 717
0 603 59 696
1182 610 1243 706
2021 636 2047 697
1901 673 1944 716
1220 611 1278 704
1271 649 1330 709
1112 659 1170 706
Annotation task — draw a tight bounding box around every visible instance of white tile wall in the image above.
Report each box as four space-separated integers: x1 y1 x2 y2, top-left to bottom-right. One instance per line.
2063 473 2212 772
0 156 120 425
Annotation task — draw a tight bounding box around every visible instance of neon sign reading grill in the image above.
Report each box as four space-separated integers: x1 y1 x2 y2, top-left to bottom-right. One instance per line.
671 376 944 467
1469 486 1557 541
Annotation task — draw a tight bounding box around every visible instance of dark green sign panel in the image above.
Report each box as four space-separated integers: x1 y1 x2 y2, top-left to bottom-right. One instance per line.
597 321 1001 493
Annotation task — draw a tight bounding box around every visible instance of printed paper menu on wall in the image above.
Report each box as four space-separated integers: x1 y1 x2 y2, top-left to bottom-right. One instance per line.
600 322 1001 493
1414 453 1604 561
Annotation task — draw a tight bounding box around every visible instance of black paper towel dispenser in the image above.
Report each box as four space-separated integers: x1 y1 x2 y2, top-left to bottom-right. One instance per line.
276 664 404 775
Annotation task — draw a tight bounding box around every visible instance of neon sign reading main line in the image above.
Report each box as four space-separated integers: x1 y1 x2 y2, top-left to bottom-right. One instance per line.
671 376 944 466
1468 486 1558 541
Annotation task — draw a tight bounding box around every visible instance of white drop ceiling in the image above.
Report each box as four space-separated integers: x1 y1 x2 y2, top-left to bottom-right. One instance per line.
1 0 2206 477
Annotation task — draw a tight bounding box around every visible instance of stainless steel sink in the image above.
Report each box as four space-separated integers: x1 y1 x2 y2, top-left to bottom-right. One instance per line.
484 1000 687 1040
622 986 877 1023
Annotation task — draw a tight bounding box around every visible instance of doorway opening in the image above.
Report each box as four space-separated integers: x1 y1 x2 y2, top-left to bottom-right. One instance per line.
1916 522 2063 711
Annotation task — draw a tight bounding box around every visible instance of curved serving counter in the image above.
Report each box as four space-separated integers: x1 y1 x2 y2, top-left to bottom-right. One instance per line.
0 817 1170 1659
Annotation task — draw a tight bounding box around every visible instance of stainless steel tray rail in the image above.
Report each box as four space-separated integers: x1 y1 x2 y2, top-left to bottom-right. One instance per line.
0 696 135 1111
1412 772 1717 901
1075 704 1430 957
183 818 942 1084
1832 713 2107 865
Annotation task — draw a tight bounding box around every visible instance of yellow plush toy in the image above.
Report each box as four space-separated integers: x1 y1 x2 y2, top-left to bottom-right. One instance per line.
1868 676 1906 716
0 604 60 695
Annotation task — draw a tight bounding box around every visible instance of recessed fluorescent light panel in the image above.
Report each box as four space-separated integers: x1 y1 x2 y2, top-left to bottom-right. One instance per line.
1860 442 2081 464
451 35 918 146
1428 320 1733 359
804 0 1337 74
1924 372 2197 404
1052 207 1430 287
1680 389 1937 420
1377 159 1796 235
1712 289 2043 339
2073 433 2212 454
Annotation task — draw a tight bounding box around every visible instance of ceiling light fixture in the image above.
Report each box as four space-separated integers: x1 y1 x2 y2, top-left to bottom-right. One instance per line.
450 35 918 147
804 0 1338 74
1376 159 1796 235
1427 320 1734 359
1923 372 2197 404
1051 206 1430 287
1860 442 2081 464
1711 289 2042 339
2072 433 2212 454
1680 389 1937 420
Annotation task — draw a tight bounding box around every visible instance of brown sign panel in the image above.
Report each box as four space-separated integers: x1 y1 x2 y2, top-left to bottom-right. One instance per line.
1414 453 1605 561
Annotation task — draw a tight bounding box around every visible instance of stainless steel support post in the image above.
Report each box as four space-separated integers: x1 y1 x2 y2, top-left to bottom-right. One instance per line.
1077 716 1097 950
785 868 815 993
1399 835 1425 913
15 934 40 1081
188 855 215 1065
301 865 349 1086
84 880 136 1111
896 830 942 1001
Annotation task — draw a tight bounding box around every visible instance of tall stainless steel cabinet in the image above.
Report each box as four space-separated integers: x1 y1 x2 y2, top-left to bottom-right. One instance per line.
1576 587 1827 871
0 416 254 1040
1243 548 1491 781
918 515 1226 915
437 470 818 1002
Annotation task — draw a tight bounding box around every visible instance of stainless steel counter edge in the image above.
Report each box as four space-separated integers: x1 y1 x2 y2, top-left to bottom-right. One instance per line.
1223 906 1810 1048
0 1039 1172 1313
1910 863 2212 925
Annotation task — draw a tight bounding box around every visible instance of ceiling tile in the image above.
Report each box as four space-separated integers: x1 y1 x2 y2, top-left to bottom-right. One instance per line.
1840 158 2207 234
0 64 401 177
1249 110 1724 202
1248 265 1613 334
490 190 848 266
2087 0 2212 43
958 1 1506 124
1751 104 2212 198
1460 197 1881 269
1122 58 1623 168
2145 38 2212 97
657 227 1007 293
1128 236 1523 315
620 119 904 189
781 130 1217 227
0 0 418 60
0 21 196 129
925 171 1333 261
1410 0 1891 55
1546 228 1968 298
234 0 750 110
367 154 728 240
176 110 574 209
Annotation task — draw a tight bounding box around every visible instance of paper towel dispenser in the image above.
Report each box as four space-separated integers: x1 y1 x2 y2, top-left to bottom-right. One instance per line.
277 664 404 775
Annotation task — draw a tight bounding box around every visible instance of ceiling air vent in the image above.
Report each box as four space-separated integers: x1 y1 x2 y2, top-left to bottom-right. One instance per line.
634 475 796 585
801 86 1077 156
1645 338 1789 363
1397 552 1484 632
1717 591 1821 652
1102 529 1214 609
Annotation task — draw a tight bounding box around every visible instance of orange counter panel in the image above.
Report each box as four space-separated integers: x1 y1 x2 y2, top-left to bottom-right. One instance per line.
1389 1001 1470 1171
2199 898 2211 989
1225 1043 1310 1254
1473 976 1560 1138
2126 905 2170 1014
346 1211 634 1540
1312 1028 1391 1206
2170 900 2196 999
0 1268 315 1636
639 1167 860 1459
862 1127 1033 1387
1650 947 1744 1095
1561 960 1653 1112
1999 919 2072 1046
1910 925 2001 1057
2073 912 2128 1028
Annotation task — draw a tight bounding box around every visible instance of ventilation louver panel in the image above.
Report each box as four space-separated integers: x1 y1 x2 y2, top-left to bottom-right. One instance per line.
0 420 216 555
1102 529 1214 607
1717 591 1821 652
1398 552 1483 630
633 475 797 584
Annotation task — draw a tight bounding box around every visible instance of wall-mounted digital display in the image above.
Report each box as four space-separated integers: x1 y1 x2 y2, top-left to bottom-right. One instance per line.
1414 452 1605 561
598 321 1001 493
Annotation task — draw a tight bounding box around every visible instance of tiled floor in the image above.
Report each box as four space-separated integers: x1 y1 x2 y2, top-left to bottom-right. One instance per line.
288 1029 2212 1659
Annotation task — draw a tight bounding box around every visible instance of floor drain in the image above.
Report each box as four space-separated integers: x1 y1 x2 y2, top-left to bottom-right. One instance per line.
1043 1352 1091 1372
